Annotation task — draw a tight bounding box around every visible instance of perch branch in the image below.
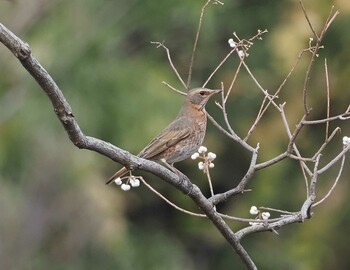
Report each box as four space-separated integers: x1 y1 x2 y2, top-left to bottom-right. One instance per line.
0 22 257 270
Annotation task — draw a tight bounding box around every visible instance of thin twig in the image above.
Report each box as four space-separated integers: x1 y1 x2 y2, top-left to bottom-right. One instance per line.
299 0 319 40
244 95 269 141
318 144 350 174
187 0 212 88
309 154 321 198
279 105 312 193
254 152 288 171
300 3 339 114
324 58 330 140
220 213 292 223
300 165 310 198
207 111 255 152
162 81 187 95
210 145 259 205
302 110 350 124
287 114 307 154
140 175 286 223
242 61 280 110
276 49 308 97
313 154 346 207
205 168 215 206
202 48 237 87
224 29 267 104
279 102 292 135
151 41 188 90
312 127 340 160
244 48 309 141
259 206 298 215
323 6 340 34
218 82 242 146
139 176 206 217
288 155 315 163
224 60 243 103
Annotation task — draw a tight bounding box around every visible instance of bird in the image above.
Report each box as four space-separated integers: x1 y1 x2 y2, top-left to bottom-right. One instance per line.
106 87 221 184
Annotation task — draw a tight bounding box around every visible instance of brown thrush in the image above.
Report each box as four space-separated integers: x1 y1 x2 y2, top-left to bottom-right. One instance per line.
106 87 221 184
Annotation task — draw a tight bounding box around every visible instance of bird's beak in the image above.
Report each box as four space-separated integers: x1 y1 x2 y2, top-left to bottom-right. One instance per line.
209 89 222 95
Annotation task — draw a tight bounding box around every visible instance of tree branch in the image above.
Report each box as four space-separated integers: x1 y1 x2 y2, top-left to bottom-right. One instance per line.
0 22 257 270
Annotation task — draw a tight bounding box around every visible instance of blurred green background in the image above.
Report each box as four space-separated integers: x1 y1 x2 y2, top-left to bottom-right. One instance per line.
1 0 350 269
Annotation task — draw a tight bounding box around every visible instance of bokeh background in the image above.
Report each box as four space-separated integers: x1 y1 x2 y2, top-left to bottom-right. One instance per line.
1 0 350 269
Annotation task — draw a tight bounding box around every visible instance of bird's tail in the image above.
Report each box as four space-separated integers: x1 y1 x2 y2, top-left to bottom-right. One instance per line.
106 166 129 185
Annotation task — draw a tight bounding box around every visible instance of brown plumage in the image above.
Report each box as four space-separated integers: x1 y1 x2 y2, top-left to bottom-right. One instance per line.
106 88 221 184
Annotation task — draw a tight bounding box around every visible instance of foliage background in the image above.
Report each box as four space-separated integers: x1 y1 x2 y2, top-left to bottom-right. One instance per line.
1 0 350 269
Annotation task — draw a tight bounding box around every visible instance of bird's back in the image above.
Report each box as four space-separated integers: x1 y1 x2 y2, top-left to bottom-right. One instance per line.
138 108 207 163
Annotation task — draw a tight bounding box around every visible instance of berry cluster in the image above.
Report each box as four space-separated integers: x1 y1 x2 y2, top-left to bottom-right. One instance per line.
191 146 217 173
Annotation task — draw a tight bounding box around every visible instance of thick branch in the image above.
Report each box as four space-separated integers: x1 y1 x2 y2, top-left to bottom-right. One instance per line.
0 23 257 270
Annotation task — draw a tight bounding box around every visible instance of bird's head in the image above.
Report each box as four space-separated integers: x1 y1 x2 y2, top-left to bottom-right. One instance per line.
187 88 222 110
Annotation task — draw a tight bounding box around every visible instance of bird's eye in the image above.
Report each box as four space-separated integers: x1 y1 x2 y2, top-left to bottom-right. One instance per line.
199 91 205 96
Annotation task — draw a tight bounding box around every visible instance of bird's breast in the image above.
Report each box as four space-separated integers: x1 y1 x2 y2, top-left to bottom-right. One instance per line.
167 111 207 163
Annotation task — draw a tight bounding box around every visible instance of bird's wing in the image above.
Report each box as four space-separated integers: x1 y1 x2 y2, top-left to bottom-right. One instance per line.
139 128 190 160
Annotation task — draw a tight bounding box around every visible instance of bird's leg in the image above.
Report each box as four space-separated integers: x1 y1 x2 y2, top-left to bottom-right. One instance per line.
160 159 191 187
160 159 187 178
160 159 179 174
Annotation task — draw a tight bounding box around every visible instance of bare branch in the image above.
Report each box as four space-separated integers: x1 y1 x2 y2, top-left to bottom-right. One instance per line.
162 81 187 96
187 0 222 88
309 154 321 198
244 95 271 141
323 6 340 34
151 41 188 90
313 154 346 207
279 105 312 194
300 3 339 114
202 48 237 88
139 176 206 217
217 83 254 151
141 175 290 224
224 60 243 103
324 58 330 140
236 211 306 240
318 144 350 174
302 110 350 124
299 0 319 40
207 112 255 152
287 114 307 154
242 61 280 110
244 48 308 142
259 206 297 215
254 152 288 171
312 127 341 160
237 189 316 240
